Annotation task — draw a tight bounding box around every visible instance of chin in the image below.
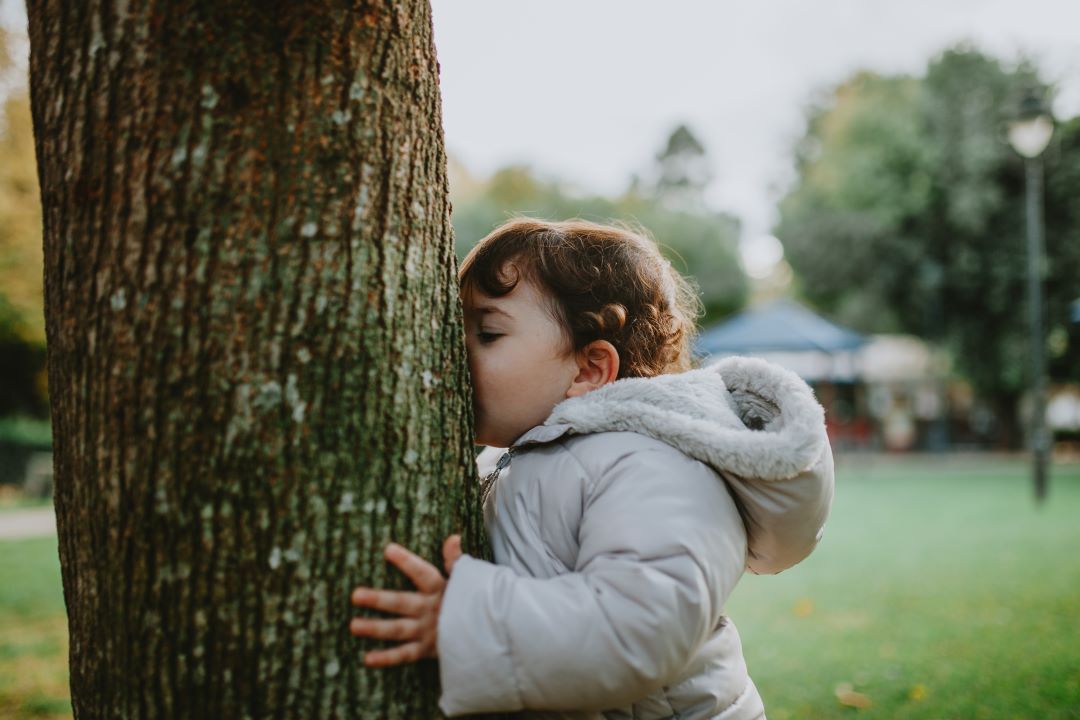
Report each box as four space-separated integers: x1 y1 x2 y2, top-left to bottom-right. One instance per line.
476 434 507 449
474 426 511 449
473 424 498 448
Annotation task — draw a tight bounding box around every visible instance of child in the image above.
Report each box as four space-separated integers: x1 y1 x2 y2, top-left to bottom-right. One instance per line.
349 218 834 719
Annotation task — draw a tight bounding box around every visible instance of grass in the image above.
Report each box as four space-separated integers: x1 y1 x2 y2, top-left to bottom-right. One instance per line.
0 538 68 720
0 455 1077 719
727 455 1080 719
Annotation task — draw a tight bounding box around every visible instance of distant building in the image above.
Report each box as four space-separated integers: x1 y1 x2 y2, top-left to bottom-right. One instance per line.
696 300 948 451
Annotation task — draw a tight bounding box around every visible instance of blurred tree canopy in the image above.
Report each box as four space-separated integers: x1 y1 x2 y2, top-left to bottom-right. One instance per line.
778 46 1080 439
650 123 712 211
0 25 47 416
450 127 748 323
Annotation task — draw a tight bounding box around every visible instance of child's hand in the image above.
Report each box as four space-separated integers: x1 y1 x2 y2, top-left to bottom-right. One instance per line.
349 534 462 667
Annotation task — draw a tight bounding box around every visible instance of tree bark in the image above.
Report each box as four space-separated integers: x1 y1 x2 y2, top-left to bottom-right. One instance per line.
27 1 478 717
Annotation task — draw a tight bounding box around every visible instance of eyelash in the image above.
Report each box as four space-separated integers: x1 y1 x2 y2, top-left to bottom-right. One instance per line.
476 332 502 344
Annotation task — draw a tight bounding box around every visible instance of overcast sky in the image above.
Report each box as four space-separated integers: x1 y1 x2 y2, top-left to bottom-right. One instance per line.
431 0 1080 251
5 0 1078 255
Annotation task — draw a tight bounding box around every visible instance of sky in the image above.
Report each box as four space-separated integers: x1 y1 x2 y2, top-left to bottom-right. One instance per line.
430 0 1080 268
4 0 1078 269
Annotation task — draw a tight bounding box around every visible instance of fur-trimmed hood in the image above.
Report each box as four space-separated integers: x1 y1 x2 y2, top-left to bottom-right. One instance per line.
541 356 827 482
508 355 835 574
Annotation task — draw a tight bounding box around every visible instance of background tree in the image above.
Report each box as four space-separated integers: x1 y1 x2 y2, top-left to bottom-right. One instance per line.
28 1 478 717
778 46 1080 444
0 25 46 417
1041 115 1080 388
449 126 748 324
652 123 712 211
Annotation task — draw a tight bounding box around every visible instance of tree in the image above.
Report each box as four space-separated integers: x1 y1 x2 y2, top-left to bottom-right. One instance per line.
450 161 748 324
1042 115 1080 387
27 1 479 717
778 47 1080 444
652 123 711 211
0 25 47 416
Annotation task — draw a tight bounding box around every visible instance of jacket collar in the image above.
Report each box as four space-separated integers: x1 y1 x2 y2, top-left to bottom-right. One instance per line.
509 422 575 449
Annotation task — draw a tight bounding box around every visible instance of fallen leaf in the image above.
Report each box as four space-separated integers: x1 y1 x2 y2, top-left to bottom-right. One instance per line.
792 597 815 617
834 682 872 709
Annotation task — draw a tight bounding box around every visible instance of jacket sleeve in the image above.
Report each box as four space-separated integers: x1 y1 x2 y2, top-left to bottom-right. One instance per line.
437 444 747 716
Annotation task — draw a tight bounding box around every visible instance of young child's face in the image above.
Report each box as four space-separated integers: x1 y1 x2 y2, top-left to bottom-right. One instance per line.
462 275 579 448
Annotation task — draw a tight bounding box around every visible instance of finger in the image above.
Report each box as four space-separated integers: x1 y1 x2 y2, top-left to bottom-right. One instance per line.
350 587 426 616
364 641 428 668
384 543 444 594
442 534 463 575
349 616 421 642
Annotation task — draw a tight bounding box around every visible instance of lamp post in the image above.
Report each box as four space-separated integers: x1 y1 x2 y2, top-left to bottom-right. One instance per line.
1007 90 1054 503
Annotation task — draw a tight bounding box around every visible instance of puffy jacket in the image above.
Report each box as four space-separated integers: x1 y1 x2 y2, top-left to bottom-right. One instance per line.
437 357 834 719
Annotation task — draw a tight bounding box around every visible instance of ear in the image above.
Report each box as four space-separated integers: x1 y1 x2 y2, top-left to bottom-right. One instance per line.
565 340 620 398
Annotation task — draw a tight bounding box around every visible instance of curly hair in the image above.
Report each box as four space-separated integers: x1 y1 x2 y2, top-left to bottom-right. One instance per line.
458 218 703 378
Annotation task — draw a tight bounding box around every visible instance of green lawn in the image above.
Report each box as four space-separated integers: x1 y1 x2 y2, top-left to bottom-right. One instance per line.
0 538 68 720
727 455 1080 720
1 456 1078 719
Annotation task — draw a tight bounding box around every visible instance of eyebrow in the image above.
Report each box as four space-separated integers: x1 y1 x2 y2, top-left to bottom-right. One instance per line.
472 305 513 319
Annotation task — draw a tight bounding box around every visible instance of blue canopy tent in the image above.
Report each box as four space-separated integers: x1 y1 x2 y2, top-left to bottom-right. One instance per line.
695 300 866 381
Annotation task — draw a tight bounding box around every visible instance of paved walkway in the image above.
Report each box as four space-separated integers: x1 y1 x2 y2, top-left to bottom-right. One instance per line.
0 507 56 540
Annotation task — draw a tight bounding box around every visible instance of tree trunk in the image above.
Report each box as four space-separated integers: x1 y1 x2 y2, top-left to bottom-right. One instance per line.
27 1 478 717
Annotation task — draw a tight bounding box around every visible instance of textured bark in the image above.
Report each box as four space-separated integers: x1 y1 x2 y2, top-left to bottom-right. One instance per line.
27 1 478 717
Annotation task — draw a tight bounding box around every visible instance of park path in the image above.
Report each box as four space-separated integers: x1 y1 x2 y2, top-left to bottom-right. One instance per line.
0 507 56 540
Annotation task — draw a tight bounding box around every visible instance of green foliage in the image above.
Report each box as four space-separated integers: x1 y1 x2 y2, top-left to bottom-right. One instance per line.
450 162 748 323
651 123 712 211
0 80 43 348
0 416 51 447
1043 116 1080 384
0 25 47 419
778 47 1080 426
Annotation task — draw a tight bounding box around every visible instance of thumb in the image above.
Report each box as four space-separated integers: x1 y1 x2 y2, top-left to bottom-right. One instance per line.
442 534 463 575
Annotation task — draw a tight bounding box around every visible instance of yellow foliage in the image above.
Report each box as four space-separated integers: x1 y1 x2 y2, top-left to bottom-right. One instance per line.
0 88 44 346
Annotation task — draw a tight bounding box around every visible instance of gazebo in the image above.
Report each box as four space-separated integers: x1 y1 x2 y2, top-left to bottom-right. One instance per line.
696 299 878 448
695 299 866 381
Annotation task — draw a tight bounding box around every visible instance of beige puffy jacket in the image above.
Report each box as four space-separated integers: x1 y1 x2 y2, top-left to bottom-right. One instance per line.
437 357 834 719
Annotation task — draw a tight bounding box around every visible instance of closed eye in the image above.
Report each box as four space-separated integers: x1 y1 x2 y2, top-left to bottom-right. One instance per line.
476 332 502 344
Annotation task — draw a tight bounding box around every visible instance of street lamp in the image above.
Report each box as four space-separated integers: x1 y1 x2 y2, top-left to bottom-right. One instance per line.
1007 90 1054 503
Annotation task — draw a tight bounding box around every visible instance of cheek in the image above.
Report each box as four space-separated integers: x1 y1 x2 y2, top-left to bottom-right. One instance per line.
464 343 480 382
465 345 500 397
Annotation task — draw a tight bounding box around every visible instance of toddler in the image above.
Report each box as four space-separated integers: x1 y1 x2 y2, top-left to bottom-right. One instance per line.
349 218 834 720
